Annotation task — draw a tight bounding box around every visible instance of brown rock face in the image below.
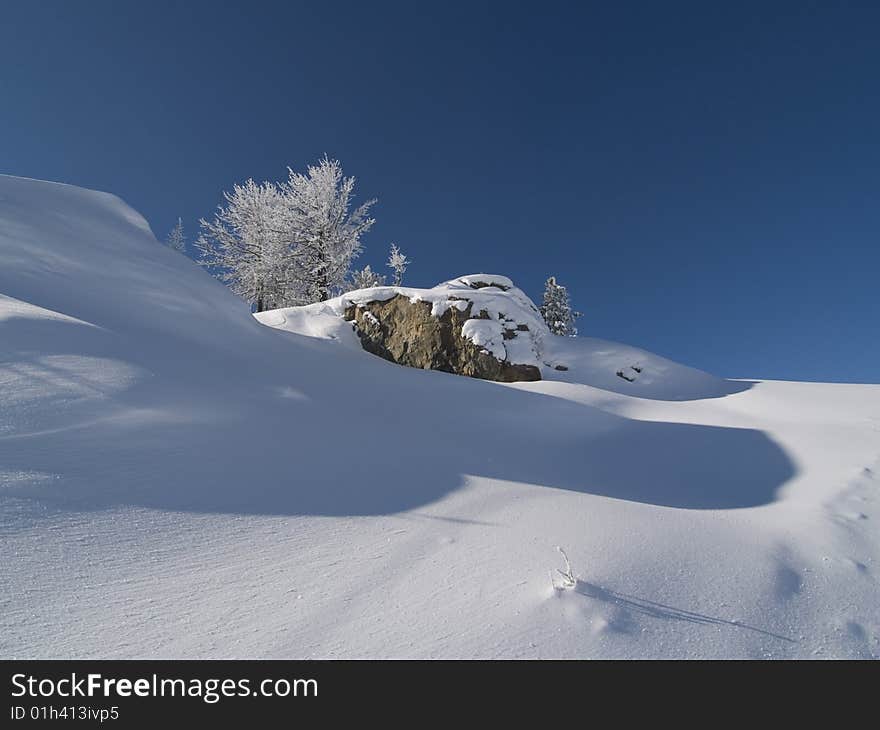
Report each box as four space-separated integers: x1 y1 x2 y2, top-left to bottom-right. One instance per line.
343 295 541 382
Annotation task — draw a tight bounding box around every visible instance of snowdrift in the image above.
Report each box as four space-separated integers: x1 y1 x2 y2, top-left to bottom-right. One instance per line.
1 174 878 659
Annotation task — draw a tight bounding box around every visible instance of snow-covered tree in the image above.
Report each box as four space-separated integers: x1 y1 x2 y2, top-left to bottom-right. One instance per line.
540 276 581 336
386 243 410 286
197 157 377 309
196 179 300 312
164 217 186 252
281 156 376 302
348 265 386 290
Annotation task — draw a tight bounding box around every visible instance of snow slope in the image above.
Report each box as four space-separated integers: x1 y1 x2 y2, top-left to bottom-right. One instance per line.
1 174 878 659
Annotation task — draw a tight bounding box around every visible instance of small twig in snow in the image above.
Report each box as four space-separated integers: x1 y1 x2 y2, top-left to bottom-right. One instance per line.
551 546 577 591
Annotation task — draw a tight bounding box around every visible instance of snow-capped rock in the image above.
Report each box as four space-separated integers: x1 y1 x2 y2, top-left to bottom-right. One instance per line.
331 275 546 381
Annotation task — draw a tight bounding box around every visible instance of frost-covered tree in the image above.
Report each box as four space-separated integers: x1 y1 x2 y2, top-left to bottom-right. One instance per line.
348 265 386 290
197 157 376 309
196 179 299 312
386 243 410 286
164 217 186 252
540 276 581 336
281 156 376 302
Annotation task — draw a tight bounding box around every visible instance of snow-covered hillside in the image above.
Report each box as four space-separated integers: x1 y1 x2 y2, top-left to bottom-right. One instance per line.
1 175 878 659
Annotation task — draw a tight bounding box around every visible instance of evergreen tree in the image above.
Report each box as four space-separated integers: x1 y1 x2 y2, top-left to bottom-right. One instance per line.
164 217 186 252
540 276 581 336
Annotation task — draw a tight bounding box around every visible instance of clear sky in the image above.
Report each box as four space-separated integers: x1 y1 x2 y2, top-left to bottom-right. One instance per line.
2 1 877 382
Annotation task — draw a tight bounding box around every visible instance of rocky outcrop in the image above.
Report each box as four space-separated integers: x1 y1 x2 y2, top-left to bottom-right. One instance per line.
343 294 541 382
331 274 550 382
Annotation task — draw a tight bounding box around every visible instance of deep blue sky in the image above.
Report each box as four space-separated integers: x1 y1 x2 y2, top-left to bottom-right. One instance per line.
2 2 878 382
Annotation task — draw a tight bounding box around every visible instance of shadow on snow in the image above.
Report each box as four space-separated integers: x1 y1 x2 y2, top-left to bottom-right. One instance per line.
0 316 796 517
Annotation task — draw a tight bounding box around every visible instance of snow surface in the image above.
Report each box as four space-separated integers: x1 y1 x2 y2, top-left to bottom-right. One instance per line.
2 174 879 659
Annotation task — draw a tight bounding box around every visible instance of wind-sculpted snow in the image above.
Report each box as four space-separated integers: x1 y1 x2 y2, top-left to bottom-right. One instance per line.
1 174 879 659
